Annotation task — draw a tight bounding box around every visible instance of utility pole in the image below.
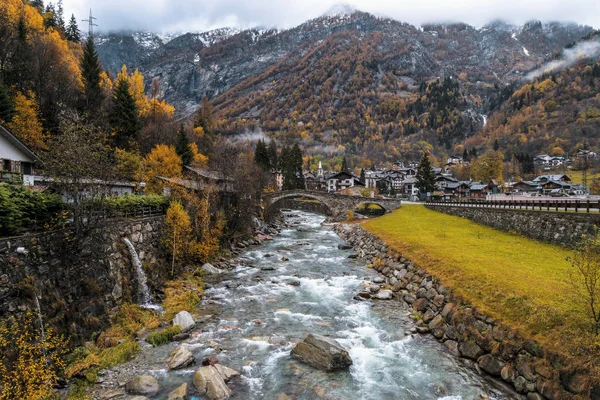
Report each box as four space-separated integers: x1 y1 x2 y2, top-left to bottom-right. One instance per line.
582 153 589 195
82 9 98 39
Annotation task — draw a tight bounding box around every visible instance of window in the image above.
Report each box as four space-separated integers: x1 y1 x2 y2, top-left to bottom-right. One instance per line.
21 162 32 175
3 159 11 172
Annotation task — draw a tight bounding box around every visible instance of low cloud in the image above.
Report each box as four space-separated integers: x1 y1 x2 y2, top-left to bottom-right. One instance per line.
524 40 600 81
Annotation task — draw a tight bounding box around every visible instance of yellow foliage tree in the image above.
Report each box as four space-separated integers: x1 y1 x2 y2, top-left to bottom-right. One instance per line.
117 65 150 117
142 144 182 194
164 200 192 276
115 148 143 182
470 151 505 183
7 91 48 152
189 143 208 168
148 98 175 119
0 313 67 400
99 71 113 97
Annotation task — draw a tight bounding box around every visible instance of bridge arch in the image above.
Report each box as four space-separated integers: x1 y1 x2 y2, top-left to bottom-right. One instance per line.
354 201 388 217
265 193 334 221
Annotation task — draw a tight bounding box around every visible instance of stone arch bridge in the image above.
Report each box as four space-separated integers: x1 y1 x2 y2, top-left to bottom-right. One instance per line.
264 190 402 221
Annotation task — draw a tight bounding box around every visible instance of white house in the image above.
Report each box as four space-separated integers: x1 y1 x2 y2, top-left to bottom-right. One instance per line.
327 171 363 193
0 124 42 185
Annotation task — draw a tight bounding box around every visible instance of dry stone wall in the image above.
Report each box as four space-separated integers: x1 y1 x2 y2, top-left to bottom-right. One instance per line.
426 205 600 247
0 216 165 343
334 224 597 400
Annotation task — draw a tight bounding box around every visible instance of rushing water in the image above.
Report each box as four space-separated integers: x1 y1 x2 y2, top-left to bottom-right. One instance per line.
124 238 154 306
144 211 517 400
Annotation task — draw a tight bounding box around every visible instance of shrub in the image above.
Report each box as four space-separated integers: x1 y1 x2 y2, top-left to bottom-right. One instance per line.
0 183 65 236
163 276 203 321
146 326 181 347
0 312 68 400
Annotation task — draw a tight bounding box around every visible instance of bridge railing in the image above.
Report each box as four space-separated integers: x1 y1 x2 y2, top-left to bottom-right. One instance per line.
426 198 600 213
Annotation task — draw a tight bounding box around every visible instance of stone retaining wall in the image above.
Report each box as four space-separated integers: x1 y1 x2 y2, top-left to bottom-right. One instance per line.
426 205 600 247
334 224 596 399
265 199 332 221
0 216 165 343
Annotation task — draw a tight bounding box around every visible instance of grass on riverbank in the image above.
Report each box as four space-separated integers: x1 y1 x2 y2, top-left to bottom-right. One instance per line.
362 205 595 360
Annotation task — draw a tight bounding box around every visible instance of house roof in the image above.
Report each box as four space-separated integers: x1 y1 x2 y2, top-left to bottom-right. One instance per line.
0 124 43 165
185 166 234 182
327 171 356 180
533 174 571 182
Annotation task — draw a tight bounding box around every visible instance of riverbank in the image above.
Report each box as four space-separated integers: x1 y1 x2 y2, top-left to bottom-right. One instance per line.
84 211 516 400
335 208 598 399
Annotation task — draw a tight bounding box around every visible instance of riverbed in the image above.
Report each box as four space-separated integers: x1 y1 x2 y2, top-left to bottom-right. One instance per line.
99 211 518 399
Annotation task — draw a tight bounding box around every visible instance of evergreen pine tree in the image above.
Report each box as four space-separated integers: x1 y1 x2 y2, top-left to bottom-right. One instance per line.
56 0 65 30
110 78 141 149
462 148 468 162
65 14 81 42
0 81 15 123
493 139 500 151
44 3 58 29
175 125 192 166
253 139 270 170
31 0 45 12
416 153 436 196
360 168 365 183
341 157 348 172
267 139 278 170
80 37 103 109
291 144 305 189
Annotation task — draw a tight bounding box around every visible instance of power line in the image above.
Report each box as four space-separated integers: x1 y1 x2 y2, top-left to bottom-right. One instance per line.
82 9 98 39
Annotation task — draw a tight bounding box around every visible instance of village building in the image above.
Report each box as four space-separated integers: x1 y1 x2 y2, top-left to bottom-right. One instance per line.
0 124 43 185
326 171 364 193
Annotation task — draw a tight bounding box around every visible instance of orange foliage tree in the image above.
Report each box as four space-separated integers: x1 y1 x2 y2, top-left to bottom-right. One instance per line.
7 91 47 151
142 144 182 194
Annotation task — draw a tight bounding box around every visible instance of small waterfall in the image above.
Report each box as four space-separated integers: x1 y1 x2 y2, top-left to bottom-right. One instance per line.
123 238 153 306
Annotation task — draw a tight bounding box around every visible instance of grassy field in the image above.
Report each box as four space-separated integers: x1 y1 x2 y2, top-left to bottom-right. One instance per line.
568 169 600 184
362 205 591 358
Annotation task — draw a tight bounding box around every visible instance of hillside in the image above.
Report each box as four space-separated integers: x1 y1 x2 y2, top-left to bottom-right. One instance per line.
469 54 600 160
94 12 597 164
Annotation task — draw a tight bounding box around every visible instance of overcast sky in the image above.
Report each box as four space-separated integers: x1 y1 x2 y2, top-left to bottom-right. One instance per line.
61 0 600 33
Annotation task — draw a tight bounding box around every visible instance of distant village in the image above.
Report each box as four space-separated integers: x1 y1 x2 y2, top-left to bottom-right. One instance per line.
283 150 598 201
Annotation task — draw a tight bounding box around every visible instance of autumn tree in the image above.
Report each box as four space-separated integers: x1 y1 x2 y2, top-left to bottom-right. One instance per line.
80 36 103 110
143 144 182 194
416 152 436 196
568 232 600 335
470 151 504 183
114 148 143 182
163 200 192 276
194 96 215 137
7 91 47 151
110 76 141 150
46 113 115 235
0 312 67 400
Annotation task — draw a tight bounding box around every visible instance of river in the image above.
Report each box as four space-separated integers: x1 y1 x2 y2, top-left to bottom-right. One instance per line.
122 211 517 399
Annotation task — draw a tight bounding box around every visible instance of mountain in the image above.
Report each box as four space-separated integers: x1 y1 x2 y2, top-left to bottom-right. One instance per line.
95 11 595 162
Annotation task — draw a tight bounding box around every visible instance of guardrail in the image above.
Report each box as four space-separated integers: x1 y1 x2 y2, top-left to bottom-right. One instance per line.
426 199 600 213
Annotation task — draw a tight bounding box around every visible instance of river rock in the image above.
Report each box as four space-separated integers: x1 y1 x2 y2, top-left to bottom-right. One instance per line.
202 263 222 274
167 383 189 400
373 276 385 284
374 289 393 300
173 311 195 332
368 284 380 293
166 345 195 370
100 390 125 399
125 375 159 396
477 354 505 376
192 365 240 400
458 340 484 360
290 334 352 371
413 298 428 312
338 244 352 250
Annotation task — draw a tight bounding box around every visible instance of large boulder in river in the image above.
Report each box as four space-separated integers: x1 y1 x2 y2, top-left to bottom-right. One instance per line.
173 311 195 332
374 289 393 300
192 364 240 400
290 334 352 371
166 345 195 370
125 375 160 396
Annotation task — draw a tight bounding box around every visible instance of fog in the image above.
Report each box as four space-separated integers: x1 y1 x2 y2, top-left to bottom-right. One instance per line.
62 0 599 33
